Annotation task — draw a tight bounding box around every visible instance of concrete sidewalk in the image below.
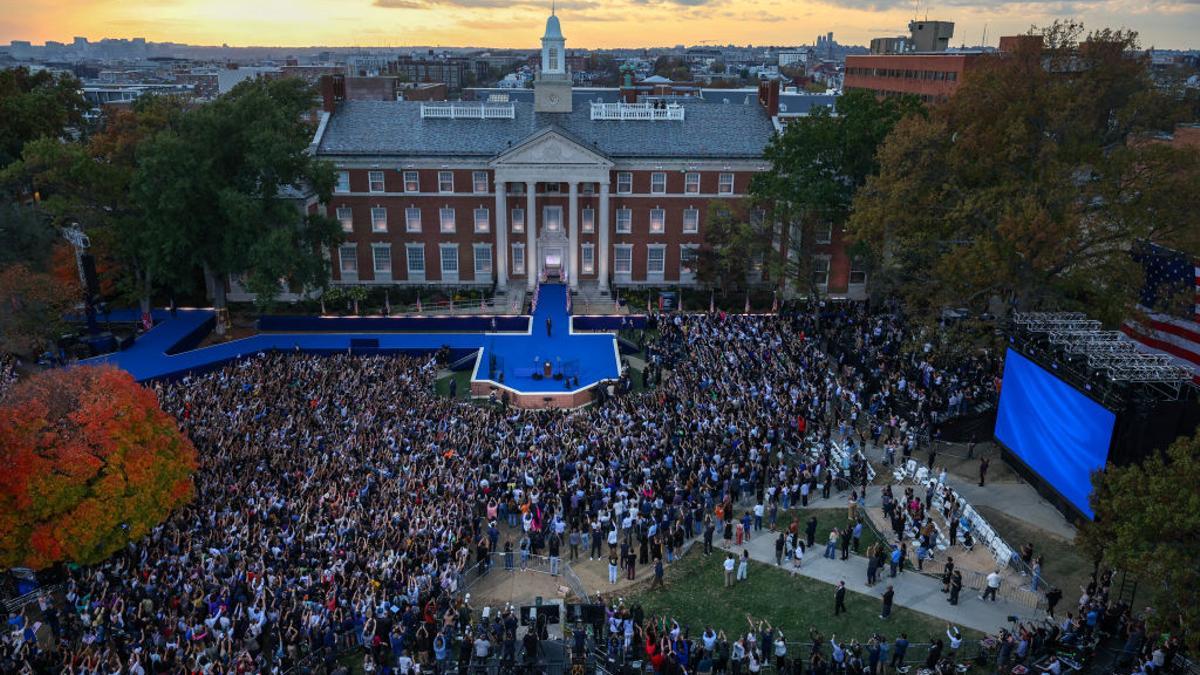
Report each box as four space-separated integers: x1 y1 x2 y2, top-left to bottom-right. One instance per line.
716 530 1038 634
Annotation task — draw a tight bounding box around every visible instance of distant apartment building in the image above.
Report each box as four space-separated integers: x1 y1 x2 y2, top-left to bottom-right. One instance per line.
387 57 467 91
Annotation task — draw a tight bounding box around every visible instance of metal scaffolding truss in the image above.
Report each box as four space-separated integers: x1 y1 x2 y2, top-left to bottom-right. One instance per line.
1011 312 1195 400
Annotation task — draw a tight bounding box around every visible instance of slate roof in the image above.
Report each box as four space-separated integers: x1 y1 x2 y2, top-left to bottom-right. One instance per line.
317 99 776 160
778 93 839 115
463 87 622 105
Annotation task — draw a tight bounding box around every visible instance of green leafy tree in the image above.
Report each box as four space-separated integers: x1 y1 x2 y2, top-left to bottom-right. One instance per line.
750 90 920 296
847 22 1200 323
695 202 771 298
133 78 342 326
0 67 87 168
1077 431 1200 654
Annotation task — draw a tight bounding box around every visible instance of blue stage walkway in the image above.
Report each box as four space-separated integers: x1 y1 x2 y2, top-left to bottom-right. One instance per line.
81 285 623 396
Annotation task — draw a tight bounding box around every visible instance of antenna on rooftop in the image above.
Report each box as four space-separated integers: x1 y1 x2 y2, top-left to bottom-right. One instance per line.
552 0 556 15
981 22 988 47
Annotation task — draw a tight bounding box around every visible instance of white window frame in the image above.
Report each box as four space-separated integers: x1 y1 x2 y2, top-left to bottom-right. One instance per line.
685 172 701 194
372 244 392 276
338 244 358 275
815 223 833 245
335 171 350 194
646 244 666 280
472 171 489 194
370 206 388 233
440 243 459 281
581 207 595 234
473 243 493 276
438 171 454 193
511 243 525 275
405 207 422 233
406 243 426 279
336 206 353 232
650 172 667 194
511 208 525 234
581 243 595 274
543 205 562 232
718 172 734 195
616 172 632 195
368 171 385 193
439 207 456 233
616 208 632 234
683 207 699 233
403 170 420 193
849 259 868 286
474 207 490 233
680 244 699 282
812 255 831 287
581 182 595 195
649 208 665 234
614 244 633 276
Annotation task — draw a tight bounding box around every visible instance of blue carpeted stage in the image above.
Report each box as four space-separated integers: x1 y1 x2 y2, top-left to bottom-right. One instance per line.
80 285 632 401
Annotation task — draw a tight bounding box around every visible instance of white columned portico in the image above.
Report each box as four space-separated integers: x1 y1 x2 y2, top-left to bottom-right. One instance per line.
494 181 508 287
567 181 579 290
597 181 610 291
525 181 537 289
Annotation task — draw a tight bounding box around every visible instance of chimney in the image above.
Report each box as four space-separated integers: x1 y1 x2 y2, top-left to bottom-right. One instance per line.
758 79 780 117
319 74 345 113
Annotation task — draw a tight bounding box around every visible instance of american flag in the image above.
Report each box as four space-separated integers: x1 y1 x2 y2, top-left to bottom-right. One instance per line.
1120 241 1200 383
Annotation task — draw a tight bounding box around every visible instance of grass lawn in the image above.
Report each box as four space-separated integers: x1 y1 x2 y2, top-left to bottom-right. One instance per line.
975 505 1088 598
434 369 474 399
632 551 980 655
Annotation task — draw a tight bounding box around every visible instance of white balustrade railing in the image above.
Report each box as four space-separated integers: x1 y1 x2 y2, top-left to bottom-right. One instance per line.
420 103 515 120
589 102 685 121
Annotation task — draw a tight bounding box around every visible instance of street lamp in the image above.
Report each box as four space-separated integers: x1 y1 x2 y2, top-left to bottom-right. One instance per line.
61 223 99 336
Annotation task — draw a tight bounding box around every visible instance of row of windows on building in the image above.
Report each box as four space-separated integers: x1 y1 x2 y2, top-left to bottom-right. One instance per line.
844 87 949 104
845 67 960 81
335 170 739 196
335 204 706 235
337 242 867 287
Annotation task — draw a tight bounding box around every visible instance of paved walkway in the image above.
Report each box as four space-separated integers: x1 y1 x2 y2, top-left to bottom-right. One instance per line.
950 481 1076 541
716 529 1037 634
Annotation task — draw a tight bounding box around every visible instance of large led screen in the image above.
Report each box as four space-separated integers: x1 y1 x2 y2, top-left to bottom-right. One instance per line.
994 348 1116 519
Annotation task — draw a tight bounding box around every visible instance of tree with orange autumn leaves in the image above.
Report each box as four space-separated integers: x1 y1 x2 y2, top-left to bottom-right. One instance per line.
0 365 197 570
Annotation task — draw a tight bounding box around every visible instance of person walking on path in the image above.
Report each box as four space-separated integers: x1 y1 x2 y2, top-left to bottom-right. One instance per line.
724 554 736 588
737 549 750 582
880 585 895 619
608 553 619 584
833 581 848 616
651 557 665 590
805 516 818 549
824 528 839 559
889 545 901 577
981 569 1001 601
775 533 786 566
979 457 990 486
941 557 955 593
948 569 963 605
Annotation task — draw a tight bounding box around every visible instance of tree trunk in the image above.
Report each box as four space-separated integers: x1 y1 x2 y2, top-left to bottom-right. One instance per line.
203 263 227 336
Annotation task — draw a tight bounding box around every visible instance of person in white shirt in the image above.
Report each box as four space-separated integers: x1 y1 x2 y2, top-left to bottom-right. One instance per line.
982 570 1002 601
723 554 736 587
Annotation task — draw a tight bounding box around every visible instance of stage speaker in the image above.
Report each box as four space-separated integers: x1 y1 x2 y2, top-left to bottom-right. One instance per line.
520 604 560 625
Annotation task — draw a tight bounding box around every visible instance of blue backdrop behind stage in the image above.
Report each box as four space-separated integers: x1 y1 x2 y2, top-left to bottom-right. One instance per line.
994 348 1116 519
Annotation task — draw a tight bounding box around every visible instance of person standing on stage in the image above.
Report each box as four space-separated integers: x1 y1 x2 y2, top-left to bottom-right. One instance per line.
546 317 552 336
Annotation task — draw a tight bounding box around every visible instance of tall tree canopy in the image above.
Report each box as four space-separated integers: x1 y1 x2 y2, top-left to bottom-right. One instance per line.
0 366 197 570
132 78 341 320
750 90 921 294
848 22 1200 323
1078 431 1200 654
0 67 87 169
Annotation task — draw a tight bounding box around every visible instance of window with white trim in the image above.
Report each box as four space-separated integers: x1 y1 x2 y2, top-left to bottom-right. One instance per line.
812 256 830 287
473 244 492 275
718 172 734 194
649 208 665 234
368 171 385 193
372 244 391 274
406 244 425 276
614 245 633 274
512 243 525 274
581 243 595 274
543 205 562 232
440 244 459 278
680 244 699 281
616 208 632 234
511 208 525 233
849 259 868 285
815 223 833 244
438 171 454 193
370 207 387 233
336 206 353 232
474 207 490 233
405 207 422 233
472 171 488 194
581 207 595 234
439 207 455 233
403 171 419 192
335 171 350 193
685 172 700 194
616 172 632 194
651 172 666 194
338 244 357 274
647 246 666 277
581 182 595 195
683 207 699 233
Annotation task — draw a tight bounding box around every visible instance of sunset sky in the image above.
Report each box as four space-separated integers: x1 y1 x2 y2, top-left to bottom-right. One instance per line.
2 0 1197 50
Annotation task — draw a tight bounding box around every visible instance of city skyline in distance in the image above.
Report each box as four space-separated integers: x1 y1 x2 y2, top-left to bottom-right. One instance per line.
3 0 1198 52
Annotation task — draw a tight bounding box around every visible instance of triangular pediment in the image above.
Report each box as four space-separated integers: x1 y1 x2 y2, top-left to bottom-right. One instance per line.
490 128 613 168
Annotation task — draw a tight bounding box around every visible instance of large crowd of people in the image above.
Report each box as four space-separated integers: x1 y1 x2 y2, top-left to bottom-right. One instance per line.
4 301 1118 675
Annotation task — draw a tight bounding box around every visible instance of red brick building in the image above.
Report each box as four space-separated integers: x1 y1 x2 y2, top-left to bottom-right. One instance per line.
844 52 980 104
307 15 862 299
